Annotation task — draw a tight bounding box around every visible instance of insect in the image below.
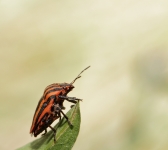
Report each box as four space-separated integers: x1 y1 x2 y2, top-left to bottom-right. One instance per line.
30 66 90 143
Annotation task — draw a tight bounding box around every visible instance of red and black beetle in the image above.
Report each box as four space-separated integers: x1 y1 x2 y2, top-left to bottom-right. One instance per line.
30 66 90 142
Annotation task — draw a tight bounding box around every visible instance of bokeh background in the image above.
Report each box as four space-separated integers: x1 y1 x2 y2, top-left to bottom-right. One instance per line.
1 0 168 150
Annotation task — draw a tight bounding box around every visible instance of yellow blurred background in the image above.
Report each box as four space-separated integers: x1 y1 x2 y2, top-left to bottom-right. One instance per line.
1 0 168 150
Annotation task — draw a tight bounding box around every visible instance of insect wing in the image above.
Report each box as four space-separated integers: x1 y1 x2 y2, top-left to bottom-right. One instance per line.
30 96 55 134
30 96 43 134
34 103 59 137
30 86 62 134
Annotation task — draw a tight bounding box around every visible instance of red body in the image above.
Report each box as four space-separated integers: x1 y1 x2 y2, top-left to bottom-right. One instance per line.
30 66 90 141
30 83 74 137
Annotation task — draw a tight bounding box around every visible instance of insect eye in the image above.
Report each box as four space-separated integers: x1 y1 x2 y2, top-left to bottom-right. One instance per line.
63 86 69 90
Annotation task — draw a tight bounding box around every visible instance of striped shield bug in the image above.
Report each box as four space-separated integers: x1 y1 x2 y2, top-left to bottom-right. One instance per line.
30 66 90 143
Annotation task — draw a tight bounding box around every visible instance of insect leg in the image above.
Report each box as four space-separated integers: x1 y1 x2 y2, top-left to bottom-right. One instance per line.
59 112 62 122
41 128 47 136
49 125 56 143
59 95 82 103
66 99 77 104
57 107 72 126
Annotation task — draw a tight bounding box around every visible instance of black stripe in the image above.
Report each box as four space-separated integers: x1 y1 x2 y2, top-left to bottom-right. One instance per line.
43 88 62 99
34 95 56 131
34 113 49 136
32 96 43 123
44 84 59 92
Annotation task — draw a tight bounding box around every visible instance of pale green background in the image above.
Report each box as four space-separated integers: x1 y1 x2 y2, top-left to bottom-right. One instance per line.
1 0 168 150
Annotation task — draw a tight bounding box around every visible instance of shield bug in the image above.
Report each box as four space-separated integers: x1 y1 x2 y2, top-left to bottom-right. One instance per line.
30 66 90 143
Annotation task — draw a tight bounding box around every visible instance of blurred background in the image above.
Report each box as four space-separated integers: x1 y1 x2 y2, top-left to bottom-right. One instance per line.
1 0 168 150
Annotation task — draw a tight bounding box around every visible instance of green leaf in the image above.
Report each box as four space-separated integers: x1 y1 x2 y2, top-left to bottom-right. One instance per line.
17 102 81 150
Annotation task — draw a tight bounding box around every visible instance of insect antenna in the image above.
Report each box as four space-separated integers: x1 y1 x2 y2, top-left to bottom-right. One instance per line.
70 66 90 85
